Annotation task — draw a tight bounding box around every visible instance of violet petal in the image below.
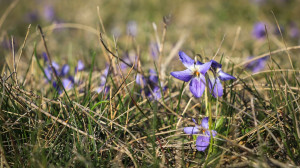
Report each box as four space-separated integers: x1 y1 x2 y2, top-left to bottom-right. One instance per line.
196 134 210 152
60 64 70 77
209 77 224 97
170 69 193 82
184 127 200 135
178 51 194 68
201 117 209 130
218 70 236 81
136 74 147 86
210 60 222 69
189 76 206 98
199 61 212 74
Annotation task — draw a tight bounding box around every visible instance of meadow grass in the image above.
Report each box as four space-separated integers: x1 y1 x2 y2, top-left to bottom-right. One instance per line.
0 0 300 167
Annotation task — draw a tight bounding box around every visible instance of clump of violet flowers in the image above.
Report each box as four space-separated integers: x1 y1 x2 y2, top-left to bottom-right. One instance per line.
245 56 269 73
42 52 84 94
171 50 236 152
170 51 235 98
95 65 110 95
136 69 167 100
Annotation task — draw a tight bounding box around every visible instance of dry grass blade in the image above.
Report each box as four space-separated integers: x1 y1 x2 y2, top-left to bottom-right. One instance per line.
16 24 31 74
251 97 261 143
271 11 295 72
99 33 140 73
176 97 193 128
233 45 300 69
73 102 141 144
2 82 99 142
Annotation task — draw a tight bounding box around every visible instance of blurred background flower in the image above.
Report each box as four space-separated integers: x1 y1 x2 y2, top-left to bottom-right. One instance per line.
127 20 138 37
245 56 269 73
289 22 299 39
252 22 267 39
43 5 55 22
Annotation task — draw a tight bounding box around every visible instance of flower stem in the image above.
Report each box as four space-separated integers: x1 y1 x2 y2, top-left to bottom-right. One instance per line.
204 76 213 168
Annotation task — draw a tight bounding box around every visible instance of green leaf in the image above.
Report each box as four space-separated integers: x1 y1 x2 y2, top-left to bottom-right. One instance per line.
91 101 109 111
215 116 224 130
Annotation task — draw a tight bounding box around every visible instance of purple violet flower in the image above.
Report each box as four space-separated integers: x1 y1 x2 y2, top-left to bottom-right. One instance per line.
136 74 147 87
289 23 299 38
96 86 110 95
207 60 236 98
52 77 74 95
150 42 159 60
51 61 60 73
184 117 217 152
120 52 137 70
44 67 52 81
149 69 158 84
52 81 61 94
74 60 85 85
75 60 85 73
252 22 266 39
170 51 212 98
147 69 167 100
44 61 60 81
25 10 39 23
135 69 167 100
42 52 48 62
245 56 269 73
62 78 74 90
100 65 109 85
43 5 55 22
146 86 165 100
111 26 122 38
60 64 70 77
290 27 299 39
127 21 138 37
96 65 110 94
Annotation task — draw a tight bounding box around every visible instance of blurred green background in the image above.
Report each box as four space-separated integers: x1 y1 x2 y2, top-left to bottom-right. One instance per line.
1 0 300 70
